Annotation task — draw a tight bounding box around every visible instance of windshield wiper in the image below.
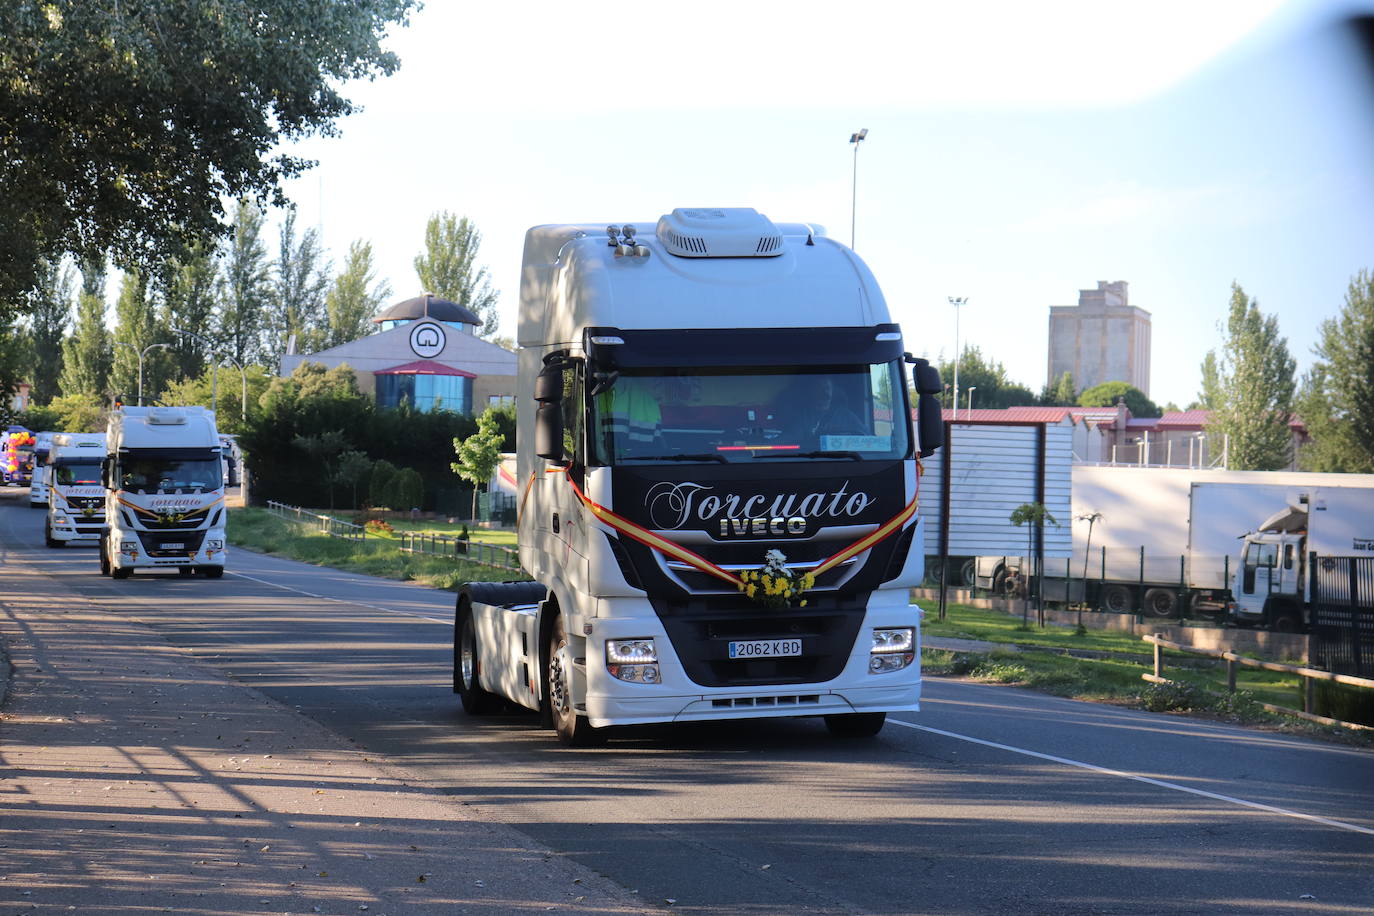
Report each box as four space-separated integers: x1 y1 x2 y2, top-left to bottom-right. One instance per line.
620 453 729 464
755 450 864 461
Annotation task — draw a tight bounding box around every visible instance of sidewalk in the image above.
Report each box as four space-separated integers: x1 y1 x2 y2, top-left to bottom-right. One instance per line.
0 558 651 915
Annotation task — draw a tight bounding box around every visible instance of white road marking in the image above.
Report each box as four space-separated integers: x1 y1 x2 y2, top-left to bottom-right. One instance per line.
227 570 451 624
889 719 1374 837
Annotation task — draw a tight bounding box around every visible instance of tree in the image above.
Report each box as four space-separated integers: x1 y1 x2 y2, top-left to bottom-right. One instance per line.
1078 381 1160 418
265 212 331 364
452 408 506 521
937 345 1038 410
59 261 112 402
159 364 273 436
326 240 390 348
22 258 74 404
1203 282 1297 471
333 450 374 510
414 212 500 337
160 239 221 383
1010 502 1059 625
111 270 171 405
293 430 350 510
0 1 418 320
215 200 271 367
1196 350 1222 410
1040 371 1078 407
1297 269 1374 472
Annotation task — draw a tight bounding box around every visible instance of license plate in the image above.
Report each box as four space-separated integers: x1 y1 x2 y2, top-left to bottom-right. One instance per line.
162 542 185 550
728 638 802 659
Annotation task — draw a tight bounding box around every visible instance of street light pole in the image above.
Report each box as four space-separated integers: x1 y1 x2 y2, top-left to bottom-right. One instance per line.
947 296 968 420
849 128 867 250
219 356 247 423
115 341 171 405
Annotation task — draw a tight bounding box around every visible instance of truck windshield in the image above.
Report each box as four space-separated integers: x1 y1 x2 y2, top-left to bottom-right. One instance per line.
591 361 910 464
54 461 101 486
118 457 221 493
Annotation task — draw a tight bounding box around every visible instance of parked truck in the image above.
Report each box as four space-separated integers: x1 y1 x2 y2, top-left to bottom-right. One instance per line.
44 433 106 547
1231 487 1374 631
99 406 228 579
974 466 1374 621
454 208 944 745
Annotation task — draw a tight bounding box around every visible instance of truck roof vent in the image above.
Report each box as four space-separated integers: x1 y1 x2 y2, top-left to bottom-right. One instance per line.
656 207 785 258
147 407 188 426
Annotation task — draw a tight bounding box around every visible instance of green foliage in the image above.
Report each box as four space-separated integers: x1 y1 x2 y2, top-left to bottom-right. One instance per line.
1040 371 1078 407
216 200 271 367
938 345 1039 409
1203 282 1297 470
239 362 476 509
0 0 418 321
21 258 73 404
45 393 106 433
161 240 221 382
1313 681 1374 727
1297 269 1374 473
413 212 500 337
387 467 424 511
158 364 272 436
264 212 331 364
369 459 398 507
452 407 506 519
333 450 374 509
58 261 112 401
111 270 172 405
1078 380 1160 417
325 240 390 348
17 403 63 433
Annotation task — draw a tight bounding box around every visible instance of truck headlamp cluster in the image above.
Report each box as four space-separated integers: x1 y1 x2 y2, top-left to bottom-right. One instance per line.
606 638 660 684
869 627 915 674
54 514 69 525
119 540 139 556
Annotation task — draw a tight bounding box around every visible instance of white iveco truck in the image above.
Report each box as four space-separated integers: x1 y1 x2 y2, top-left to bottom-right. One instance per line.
100 406 228 579
44 433 106 547
454 208 945 744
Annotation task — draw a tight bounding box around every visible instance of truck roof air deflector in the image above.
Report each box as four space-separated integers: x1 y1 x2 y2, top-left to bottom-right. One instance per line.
656 208 785 258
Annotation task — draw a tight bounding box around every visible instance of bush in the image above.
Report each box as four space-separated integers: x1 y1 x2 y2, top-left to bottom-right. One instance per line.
1141 680 1203 712
386 467 423 511
1314 681 1374 727
369 460 397 508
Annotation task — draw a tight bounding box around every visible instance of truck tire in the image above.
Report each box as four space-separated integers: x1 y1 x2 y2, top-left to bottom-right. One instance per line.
1102 584 1134 613
98 537 111 576
454 599 503 715
547 614 602 747
44 520 60 548
1271 609 1303 633
201 566 224 579
824 712 886 738
1143 588 1179 618
111 564 131 580
958 558 977 587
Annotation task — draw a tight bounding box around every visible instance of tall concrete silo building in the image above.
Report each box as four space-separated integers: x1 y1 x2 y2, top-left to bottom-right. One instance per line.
1047 280 1152 397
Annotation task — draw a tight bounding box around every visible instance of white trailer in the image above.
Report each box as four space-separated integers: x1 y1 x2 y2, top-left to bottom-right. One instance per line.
100 406 228 579
1232 487 1374 630
44 433 106 547
454 208 945 745
976 465 1374 621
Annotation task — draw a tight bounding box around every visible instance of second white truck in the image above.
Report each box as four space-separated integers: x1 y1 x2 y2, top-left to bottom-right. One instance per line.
100 406 228 579
44 433 106 547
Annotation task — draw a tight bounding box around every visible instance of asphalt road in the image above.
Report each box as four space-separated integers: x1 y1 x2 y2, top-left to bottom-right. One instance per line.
2 491 1372 915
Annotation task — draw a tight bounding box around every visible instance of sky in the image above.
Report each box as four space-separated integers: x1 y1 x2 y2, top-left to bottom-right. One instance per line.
271 0 1374 410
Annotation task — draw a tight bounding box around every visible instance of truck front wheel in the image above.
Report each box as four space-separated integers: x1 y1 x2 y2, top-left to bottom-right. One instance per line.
547 615 602 747
98 536 111 576
455 601 503 715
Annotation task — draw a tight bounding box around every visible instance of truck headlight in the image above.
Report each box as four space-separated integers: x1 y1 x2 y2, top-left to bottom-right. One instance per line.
606 638 660 684
869 627 915 673
206 539 224 550
54 514 69 525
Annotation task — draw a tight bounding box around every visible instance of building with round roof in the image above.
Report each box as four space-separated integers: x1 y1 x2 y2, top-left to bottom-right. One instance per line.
373 293 482 334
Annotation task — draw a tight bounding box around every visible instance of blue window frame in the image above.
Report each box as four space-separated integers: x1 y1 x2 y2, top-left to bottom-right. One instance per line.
376 374 472 414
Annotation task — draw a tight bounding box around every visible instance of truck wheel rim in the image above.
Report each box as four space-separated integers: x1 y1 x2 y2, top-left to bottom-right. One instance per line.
460 622 476 688
550 645 570 713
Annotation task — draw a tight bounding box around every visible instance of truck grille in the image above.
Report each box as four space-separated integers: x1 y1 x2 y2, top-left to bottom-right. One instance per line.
135 530 206 557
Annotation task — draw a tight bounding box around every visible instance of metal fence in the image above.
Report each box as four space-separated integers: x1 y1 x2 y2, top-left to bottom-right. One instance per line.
399 531 521 571
1310 555 1374 677
266 500 368 540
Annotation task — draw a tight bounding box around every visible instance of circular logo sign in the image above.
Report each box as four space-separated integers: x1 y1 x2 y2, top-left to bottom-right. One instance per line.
408 321 446 358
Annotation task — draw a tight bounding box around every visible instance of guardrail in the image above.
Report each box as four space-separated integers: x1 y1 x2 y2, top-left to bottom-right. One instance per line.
399 531 520 571
266 500 367 540
1142 633 1374 731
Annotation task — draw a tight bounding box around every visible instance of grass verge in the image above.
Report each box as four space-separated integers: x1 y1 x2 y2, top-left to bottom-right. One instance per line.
921 603 1374 748
228 507 523 591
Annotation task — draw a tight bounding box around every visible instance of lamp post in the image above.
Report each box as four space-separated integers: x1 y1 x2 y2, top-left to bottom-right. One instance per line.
967 386 977 415
849 128 867 250
219 355 247 423
115 341 171 406
947 296 968 419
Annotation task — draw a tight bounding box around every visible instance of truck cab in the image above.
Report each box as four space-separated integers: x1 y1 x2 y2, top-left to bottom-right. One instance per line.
44 433 107 547
1232 498 1309 631
456 208 945 745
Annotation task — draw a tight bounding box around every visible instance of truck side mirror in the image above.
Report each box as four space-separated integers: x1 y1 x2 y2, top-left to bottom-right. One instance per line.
535 403 564 461
100 457 111 489
534 364 564 403
911 359 945 457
